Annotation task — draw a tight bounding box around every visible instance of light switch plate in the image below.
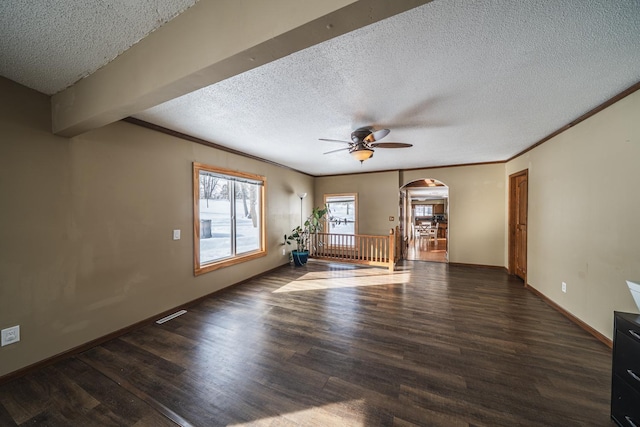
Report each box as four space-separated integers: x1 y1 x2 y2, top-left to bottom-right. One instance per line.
173 229 181 240
1 325 20 346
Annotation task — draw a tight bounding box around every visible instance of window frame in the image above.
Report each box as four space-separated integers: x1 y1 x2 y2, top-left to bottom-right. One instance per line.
193 162 266 276
324 193 358 236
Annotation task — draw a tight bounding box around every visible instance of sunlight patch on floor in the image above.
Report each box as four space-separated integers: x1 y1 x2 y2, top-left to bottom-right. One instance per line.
229 399 367 426
273 270 412 293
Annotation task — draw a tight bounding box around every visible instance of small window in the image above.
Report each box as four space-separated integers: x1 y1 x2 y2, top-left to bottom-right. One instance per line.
325 193 357 235
414 205 433 217
193 163 266 275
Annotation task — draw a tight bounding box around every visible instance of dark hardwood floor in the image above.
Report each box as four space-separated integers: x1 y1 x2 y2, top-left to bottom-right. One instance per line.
0 261 614 426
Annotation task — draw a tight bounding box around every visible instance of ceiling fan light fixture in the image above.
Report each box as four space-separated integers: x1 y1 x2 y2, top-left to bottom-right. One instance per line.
321 127 408 163
350 148 374 163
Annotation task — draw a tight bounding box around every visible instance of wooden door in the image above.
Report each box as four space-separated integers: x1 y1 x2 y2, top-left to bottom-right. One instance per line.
509 170 528 281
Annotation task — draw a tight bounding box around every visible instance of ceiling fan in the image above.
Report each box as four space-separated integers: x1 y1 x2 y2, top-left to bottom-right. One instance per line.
320 127 413 163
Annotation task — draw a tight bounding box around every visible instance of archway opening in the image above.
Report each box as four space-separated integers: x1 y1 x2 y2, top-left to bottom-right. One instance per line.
401 179 449 263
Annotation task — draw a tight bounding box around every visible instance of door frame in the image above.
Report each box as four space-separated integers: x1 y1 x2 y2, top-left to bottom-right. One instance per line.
508 169 528 281
399 179 449 263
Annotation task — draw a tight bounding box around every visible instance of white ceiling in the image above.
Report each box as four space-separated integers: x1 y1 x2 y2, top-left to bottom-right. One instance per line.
2 0 639 176
0 0 198 95
408 187 449 200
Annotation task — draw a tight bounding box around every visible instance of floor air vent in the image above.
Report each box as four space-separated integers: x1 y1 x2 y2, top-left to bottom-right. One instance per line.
155 309 187 324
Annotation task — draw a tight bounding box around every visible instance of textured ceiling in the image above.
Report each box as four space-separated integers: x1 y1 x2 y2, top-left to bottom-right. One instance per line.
133 0 640 175
0 0 198 95
2 0 640 176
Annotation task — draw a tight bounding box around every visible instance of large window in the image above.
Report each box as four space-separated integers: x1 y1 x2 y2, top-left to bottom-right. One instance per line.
325 193 357 235
193 163 266 275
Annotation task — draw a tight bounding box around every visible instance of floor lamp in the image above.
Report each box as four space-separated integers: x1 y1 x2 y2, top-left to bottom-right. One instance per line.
298 192 307 227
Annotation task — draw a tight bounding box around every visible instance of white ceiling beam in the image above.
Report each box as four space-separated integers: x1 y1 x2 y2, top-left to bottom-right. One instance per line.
51 0 433 137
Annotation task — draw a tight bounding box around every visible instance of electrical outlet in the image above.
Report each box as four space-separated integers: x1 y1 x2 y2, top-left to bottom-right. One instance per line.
173 229 181 240
1 325 20 346
282 248 286 255
562 282 567 293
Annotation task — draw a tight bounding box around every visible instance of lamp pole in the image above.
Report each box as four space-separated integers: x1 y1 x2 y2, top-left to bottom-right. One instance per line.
298 192 307 227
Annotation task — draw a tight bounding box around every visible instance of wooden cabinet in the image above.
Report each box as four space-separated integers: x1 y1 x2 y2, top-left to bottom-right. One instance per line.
611 312 640 426
434 204 445 214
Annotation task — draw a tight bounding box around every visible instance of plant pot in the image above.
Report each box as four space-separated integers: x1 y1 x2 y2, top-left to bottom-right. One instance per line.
291 250 309 266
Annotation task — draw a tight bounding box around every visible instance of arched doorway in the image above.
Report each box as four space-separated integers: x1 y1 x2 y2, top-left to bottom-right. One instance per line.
401 179 449 262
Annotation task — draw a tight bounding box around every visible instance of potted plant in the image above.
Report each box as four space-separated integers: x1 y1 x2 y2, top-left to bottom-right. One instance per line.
284 206 328 266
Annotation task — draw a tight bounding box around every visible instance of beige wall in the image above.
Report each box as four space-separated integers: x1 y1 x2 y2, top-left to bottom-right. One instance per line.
402 165 506 266
506 89 640 340
4 70 637 376
314 171 400 236
314 166 506 266
0 78 312 377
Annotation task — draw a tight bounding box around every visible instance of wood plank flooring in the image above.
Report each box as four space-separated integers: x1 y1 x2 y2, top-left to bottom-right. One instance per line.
0 261 614 426
407 237 447 262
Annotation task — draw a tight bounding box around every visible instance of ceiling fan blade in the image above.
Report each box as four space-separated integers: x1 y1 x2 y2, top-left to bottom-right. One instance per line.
363 128 390 143
323 147 351 154
369 142 413 148
371 128 390 141
319 138 351 144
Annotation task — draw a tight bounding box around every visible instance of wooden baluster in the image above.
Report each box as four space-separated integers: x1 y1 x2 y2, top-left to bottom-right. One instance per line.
331 233 335 258
373 237 377 262
329 234 336 258
388 228 395 271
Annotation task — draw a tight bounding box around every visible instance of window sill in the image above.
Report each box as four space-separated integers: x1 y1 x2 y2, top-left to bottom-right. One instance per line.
194 249 266 276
